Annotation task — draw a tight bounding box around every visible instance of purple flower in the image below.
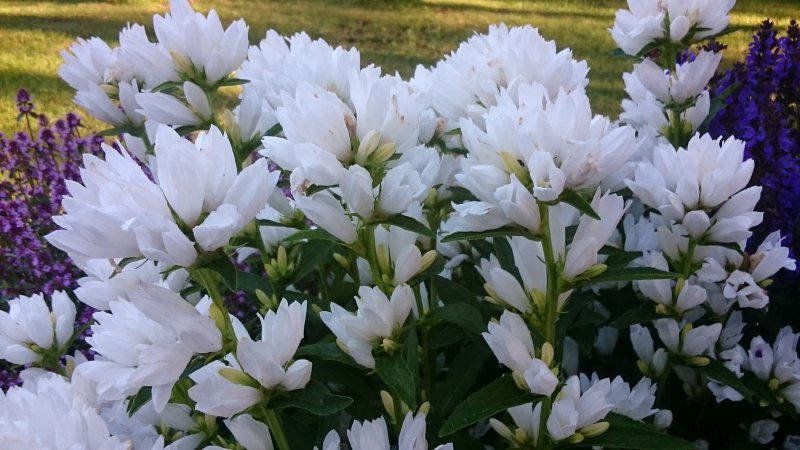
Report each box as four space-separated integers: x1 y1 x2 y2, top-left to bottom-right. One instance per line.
710 20 800 264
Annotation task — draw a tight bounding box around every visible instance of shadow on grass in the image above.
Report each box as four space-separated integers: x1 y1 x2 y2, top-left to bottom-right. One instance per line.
0 13 158 41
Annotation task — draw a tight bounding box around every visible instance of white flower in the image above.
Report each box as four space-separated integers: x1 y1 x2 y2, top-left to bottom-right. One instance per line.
749 419 779 445
630 324 668 375
412 24 588 131
628 134 758 221
320 285 415 368
749 231 796 282
0 374 128 449
339 413 451 450
478 237 547 313
153 0 248 84
633 51 722 105
294 191 358 244
610 0 735 56
81 286 221 411
45 143 198 267
187 360 262 418
654 318 721 357
491 402 543 446
117 24 180 89
0 291 76 365
189 300 310 417
605 376 658 420
239 30 361 110
155 125 279 250
547 376 613 441
135 91 204 127
563 190 627 281
482 311 558 396
224 414 273 450
723 270 769 309
348 416 391 450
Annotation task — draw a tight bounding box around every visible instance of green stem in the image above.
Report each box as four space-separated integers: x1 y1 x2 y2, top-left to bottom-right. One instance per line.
538 202 560 346
264 409 291 450
679 239 697 278
363 224 386 292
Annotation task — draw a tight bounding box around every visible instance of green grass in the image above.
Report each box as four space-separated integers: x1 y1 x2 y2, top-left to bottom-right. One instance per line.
0 0 797 133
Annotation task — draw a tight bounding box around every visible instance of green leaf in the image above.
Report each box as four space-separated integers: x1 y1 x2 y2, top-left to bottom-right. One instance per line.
284 228 341 243
612 303 661 328
741 372 780 405
126 386 152 416
379 214 436 239
427 303 485 334
296 342 358 367
236 272 273 296
700 359 752 401
575 413 694 449
493 237 522 280
218 77 250 87
256 218 298 228
205 257 238 292
439 374 535 437
290 241 335 285
433 276 481 305
375 353 417 410
582 267 679 285
599 246 643 267
558 189 600 220
270 379 352 415
441 226 536 243
432 343 491 416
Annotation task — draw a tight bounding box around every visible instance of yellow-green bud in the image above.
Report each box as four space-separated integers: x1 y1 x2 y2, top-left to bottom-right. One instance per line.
418 401 431 415
687 356 710 367
333 253 350 270
655 304 670 315
580 421 609 438
540 342 555 367
377 244 391 274
489 419 515 442
768 378 781 391
579 263 608 279
499 151 531 186
218 368 258 387
420 250 437 273
380 390 396 421
636 359 650 376
567 432 585 444
371 142 397 165
382 338 398 353
355 130 382 166
512 371 529 391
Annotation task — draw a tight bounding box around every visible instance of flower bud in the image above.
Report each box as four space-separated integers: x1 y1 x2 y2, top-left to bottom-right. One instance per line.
687 356 710 367
580 421 609 438
380 390 396 422
489 419 515 442
540 342 555 366
218 368 258 388
567 432 585 444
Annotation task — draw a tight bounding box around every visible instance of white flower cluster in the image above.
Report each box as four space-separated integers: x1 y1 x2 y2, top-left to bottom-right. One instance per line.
2 0 797 448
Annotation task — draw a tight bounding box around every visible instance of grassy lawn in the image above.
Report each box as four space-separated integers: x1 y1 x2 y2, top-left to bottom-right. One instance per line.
0 0 797 133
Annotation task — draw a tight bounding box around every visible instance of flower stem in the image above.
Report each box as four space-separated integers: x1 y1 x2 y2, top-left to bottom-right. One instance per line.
264 409 291 450
538 202 560 346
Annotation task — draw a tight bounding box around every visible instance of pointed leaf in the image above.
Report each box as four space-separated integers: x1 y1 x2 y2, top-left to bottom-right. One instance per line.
612 303 661 328
375 353 417 410
574 413 694 449
432 343 491 416
428 303 485 334
582 267 679 285
442 227 537 243
559 189 600 220
439 374 535 437
270 379 352 415
380 214 436 239
290 241 335 284
284 228 341 243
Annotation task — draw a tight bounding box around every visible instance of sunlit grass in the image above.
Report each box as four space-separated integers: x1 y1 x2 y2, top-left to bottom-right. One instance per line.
0 0 797 133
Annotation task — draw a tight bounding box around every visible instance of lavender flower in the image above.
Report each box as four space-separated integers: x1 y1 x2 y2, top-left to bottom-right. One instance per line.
710 20 800 261
0 89 103 388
